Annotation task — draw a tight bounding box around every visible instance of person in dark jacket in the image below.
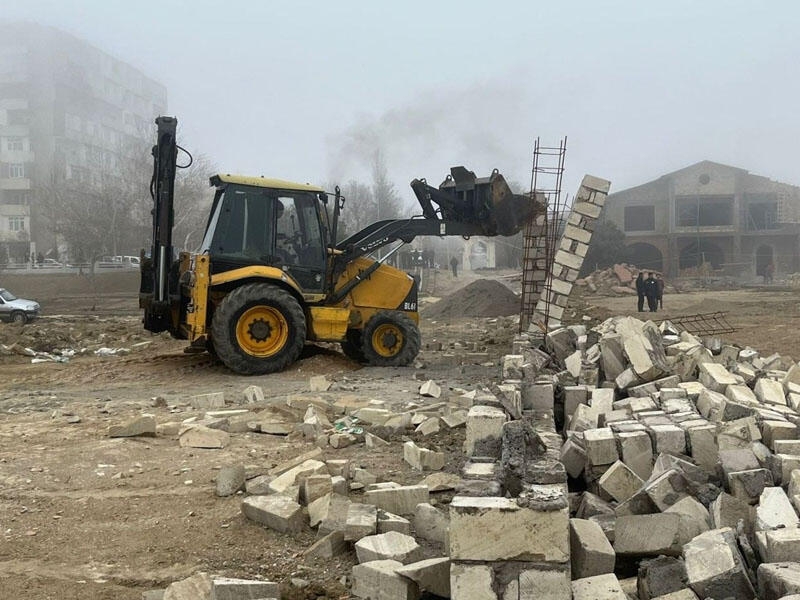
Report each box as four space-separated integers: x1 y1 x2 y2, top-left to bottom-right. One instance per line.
644 272 659 312
635 272 645 312
656 274 665 309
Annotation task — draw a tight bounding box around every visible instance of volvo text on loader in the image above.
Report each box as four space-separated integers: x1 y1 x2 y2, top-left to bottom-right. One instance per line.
139 117 545 375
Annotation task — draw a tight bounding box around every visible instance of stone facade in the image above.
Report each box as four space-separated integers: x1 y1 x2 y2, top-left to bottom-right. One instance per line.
603 160 800 279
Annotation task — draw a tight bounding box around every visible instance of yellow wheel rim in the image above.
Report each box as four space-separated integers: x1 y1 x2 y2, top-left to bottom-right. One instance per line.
235 306 289 357
371 323 404 357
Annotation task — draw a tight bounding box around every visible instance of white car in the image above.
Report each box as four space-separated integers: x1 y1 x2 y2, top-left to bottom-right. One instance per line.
0 288 40 323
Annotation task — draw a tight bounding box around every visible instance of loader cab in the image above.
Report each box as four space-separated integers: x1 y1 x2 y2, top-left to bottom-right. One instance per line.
202 175 330 292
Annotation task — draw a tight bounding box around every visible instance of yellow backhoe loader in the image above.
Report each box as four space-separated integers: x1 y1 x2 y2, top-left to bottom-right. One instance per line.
139 117 544 374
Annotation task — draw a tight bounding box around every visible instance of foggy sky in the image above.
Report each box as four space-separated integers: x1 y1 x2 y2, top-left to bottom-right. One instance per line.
6 1 800 206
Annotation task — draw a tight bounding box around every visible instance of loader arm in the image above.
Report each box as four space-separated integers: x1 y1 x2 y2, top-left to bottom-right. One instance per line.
333 166 546 272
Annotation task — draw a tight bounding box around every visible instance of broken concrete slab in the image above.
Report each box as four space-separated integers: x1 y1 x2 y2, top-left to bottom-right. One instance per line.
450 563 495 600
268 459 328 494
614 513 683 557
365 484 429 516
419 380 441 398
268 448 324 476
728 468 774 503
413 503 448 544
763 420 798 450
108 415 156 437
163 572 213 600
414 417 440 436
355 531 423 564
377 510 411 535
683 527 755 600
686 424 718 473
636 555 688 600
211 577 278 600
618 430 654 480
351 559 420 600
420 472 460 493
241 495 303 533
560 436 587 479
759 528 800 563
304 530 346 559
189 392 225 409
756 377 787 406
179 426 229 449
756 486 800 531
241 384 264 404
757 561 800 600
584 428 619 466
569 518 615 579
664 495 711 544
449 494 569 563
571 573 628 600
710 492 752 532
395 557 449 599
598 460 644 504
301 474 333 506
345 502 379 542
648 424 687 455
465 405 506 457
403 441 445 471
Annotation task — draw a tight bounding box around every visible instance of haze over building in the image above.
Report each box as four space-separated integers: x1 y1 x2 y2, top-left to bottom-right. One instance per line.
0 21 166 264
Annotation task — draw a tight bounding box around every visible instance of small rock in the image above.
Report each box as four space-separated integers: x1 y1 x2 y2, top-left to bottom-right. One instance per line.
216 464 246 497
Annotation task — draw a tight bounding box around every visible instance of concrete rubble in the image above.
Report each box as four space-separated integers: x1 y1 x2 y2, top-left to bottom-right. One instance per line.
154 265 800 599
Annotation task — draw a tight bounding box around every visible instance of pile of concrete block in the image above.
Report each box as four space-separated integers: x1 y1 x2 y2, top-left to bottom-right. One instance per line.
510 312 800 598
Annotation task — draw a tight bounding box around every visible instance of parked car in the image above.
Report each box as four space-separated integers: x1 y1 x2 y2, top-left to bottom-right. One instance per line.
41 258 63 268
0 288 40 324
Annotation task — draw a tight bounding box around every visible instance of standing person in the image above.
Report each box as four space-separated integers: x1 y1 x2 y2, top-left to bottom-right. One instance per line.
656 273 665 309
450 256 458 277
765 261 775 284
635 272 645 312
644 272 659 312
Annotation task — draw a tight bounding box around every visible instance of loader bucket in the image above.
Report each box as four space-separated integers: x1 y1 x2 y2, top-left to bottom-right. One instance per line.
410 166 545 236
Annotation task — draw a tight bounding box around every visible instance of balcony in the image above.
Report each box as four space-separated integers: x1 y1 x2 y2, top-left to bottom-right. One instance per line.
0 178 32 190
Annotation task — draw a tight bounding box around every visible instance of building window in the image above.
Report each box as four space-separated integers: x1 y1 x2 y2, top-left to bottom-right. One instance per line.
8 216 25 232
676 196 733 227
3 191 30 205
747 202 779 230
6 109 29 125
7 137 23 152
623 205 655 231
9 163 25 178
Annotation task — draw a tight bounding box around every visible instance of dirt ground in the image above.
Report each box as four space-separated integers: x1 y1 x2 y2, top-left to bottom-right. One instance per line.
0 270 797 598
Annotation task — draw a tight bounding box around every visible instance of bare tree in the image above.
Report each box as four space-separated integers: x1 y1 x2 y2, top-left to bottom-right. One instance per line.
38 133 216 271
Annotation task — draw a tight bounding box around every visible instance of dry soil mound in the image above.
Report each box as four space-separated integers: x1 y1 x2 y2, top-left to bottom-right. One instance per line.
423 279 520 318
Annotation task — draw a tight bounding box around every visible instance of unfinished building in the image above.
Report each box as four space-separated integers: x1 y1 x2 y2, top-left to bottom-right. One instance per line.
603 161 800 279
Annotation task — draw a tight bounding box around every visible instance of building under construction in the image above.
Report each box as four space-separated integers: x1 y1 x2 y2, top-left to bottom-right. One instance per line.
603 160 800 279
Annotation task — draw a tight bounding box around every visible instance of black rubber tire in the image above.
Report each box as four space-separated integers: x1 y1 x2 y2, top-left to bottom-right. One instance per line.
10 311 26 325
340 329 366 363
361 310 420 367
210 283 306 375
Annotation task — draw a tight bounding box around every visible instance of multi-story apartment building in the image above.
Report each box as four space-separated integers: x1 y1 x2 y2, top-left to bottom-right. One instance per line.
603 161 800 279
0 22 167 264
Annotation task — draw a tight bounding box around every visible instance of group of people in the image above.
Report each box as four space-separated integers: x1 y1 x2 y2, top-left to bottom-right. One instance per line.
635 271 665 313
